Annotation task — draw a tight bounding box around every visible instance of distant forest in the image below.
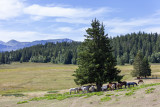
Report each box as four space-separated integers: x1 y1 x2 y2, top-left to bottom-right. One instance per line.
1 32 160 65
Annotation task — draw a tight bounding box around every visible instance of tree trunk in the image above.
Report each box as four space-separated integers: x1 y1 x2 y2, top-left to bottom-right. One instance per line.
96 83 102 91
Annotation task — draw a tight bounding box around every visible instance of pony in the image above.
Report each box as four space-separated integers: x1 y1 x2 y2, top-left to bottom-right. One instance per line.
138 79 144 84
89 85 96 92
81 85 91 93
116 83 123 89
101 85 108 91
118 81 127 88
108 83 116 91
69 88 79 94
127 82 138 88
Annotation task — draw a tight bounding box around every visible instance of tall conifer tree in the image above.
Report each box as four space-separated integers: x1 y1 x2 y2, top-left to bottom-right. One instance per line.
142 57 151 78
131 51 151 77
73 19 121 91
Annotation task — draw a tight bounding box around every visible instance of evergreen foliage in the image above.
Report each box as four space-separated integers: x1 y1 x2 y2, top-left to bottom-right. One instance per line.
131 51 151 77
73 19 121 91
0 42 80 64
1 32 160 65
111 32 160 64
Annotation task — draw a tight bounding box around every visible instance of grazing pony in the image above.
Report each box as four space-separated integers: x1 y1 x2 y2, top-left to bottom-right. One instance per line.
108 83 116 91
101 85 108 91
90 85 96 92
116 83 123 89
81 85 91 93
118 81 127 88
127 82 138 88
138 79 144 84
69 88 79 94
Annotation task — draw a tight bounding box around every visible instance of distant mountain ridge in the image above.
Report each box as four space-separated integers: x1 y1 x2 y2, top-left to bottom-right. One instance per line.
0 38 73 51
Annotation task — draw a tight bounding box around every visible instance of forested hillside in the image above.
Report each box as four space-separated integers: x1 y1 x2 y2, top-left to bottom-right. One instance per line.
111 32 160 65
1 32 160 65
0 42 80 64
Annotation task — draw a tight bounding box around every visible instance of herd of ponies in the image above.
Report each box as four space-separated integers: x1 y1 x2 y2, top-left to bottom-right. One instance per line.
69 80 144 94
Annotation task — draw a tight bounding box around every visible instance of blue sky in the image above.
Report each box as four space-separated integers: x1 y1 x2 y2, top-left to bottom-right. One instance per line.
0 0 160 42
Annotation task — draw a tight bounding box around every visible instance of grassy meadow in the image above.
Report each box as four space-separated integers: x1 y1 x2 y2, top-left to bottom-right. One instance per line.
0 62 160 94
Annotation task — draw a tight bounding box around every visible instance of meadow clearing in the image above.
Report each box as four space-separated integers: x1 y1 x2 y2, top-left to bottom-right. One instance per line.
0 62 160 94
1 62 160 107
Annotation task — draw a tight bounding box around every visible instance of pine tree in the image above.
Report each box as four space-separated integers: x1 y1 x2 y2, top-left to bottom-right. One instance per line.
131 51 144 77
131 51 151 77
73 19 121 91
142 57 151 78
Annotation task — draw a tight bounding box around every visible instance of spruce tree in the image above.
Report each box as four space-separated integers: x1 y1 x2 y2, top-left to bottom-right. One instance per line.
142 57 151 78
73 19 121 91
131 51 151 77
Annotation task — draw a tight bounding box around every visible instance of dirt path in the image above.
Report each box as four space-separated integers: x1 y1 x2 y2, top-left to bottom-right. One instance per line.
70 97 83 107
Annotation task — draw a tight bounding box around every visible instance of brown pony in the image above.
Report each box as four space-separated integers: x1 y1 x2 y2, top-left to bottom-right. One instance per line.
118 81 127 88
116 83 123 89
138 79 144 84
108 83 116 91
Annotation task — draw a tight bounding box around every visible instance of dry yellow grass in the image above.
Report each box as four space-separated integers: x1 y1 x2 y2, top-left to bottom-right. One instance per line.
0 62 78 94
0 62 160 94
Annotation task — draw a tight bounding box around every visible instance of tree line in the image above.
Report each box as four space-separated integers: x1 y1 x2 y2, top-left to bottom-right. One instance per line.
111 32 160 65
0 42 80 64
0 32 160 65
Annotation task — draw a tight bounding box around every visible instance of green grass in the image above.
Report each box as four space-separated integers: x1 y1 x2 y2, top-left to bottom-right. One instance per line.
47 90 59 93
17 101 28 104
1 62 160 94
145 88 155 94
0 62 77 94
2 93 25 97
101 96 112 102
16 82 160 104
125 91 134 96
20 91 104 104
105 93 114 96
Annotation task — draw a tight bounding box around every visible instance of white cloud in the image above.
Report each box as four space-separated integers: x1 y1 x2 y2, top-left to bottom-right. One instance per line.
23 4 109 18
57 27 73 33
55 18 90 24
103 16 160 36
0 0 24 20
143 27 160 34
0 30 64 42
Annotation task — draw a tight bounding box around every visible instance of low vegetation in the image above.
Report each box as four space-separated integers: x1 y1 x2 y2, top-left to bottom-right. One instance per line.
17 101 28 104
125 91 135 96
0 63 160 94
47 90 59 93
27 92 104 102
16 83 160 104
145 88 155 94
101 96 112 102
2 93 25 97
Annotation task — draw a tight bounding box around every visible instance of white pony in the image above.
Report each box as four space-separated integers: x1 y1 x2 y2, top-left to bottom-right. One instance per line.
69 88 78 94
90 85 95 92
101 85 108 91
81 85 91 93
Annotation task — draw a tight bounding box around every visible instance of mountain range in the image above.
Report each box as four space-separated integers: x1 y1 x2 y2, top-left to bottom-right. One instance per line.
0 38 73 52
